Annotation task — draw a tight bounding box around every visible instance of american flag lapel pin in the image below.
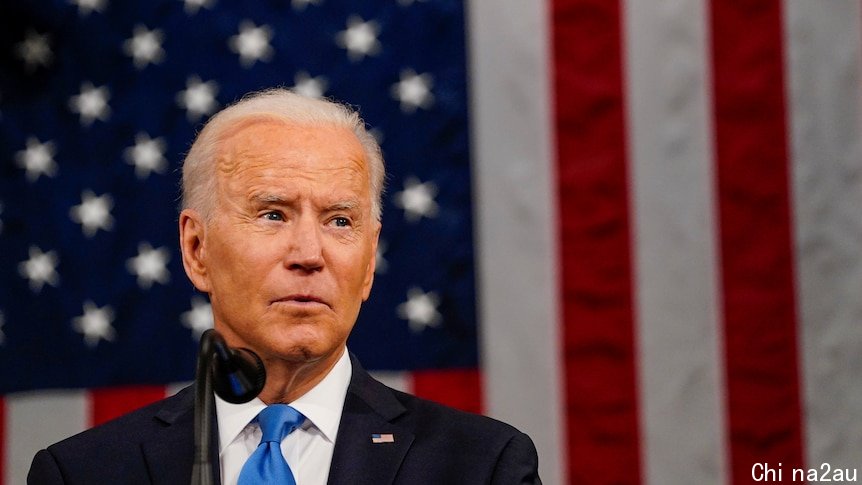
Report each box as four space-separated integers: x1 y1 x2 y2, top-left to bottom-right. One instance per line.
371 433 395 444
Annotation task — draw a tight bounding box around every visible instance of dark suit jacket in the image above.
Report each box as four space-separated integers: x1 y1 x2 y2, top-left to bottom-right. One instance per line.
28 355 541 484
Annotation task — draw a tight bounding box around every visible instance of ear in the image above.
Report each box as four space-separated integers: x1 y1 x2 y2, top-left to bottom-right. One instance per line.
179 209 212 293
361 222 381 301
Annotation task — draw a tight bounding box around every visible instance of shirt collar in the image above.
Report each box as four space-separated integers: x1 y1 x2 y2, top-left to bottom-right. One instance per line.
215 347 353 453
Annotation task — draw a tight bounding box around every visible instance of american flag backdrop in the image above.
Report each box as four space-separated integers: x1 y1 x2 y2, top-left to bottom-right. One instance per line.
2 0 862 484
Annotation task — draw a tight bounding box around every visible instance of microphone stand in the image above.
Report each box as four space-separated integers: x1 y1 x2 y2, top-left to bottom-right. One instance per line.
191 329 266 485
191 330 217 485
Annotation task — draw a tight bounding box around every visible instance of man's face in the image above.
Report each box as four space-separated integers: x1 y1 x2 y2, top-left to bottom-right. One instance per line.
188 120 378 366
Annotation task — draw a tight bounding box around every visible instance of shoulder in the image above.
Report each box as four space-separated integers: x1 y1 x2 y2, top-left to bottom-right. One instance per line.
27 387 194 484
391 386 521 441
50 386 191 454
387 388 540 484
348 356 527 447
346 357 540 483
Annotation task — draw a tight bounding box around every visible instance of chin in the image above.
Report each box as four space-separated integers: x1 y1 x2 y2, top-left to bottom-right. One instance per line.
273 345 319 362
269 333 338 362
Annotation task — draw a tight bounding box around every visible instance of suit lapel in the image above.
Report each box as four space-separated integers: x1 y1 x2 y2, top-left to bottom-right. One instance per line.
137 358 413 485
140 386 222 485
327 356 414 485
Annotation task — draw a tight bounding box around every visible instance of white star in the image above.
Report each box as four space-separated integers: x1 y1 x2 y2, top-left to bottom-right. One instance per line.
397 287 442 333
183 0 215 15
292 71 328 99
18 246 60 293
391 69 434 113
123 25 165 69
15 31 53 71
177 76 219 121
182 296 213 339
229 21 274 68
72 301 116 348
124 132 167 179
126 242 171 289
291 0 321 10
69 190 114 237
15 137 58 182
0 310 6 346
335 16 381 62
69 82 111 126
394 176 439 222
375 239 388 274
70 0 107 16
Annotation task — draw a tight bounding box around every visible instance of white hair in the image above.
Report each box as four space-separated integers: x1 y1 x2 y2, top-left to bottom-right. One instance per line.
181 88 385 221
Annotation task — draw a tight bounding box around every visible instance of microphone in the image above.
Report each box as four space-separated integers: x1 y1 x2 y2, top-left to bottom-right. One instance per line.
210 334 266 404
192 329 266 485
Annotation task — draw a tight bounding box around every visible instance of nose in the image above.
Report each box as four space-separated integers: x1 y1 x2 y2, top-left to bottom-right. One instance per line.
283 216 324 272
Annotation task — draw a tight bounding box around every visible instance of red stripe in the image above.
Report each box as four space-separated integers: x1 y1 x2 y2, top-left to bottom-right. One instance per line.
552 0 642 483
709 1 805 481
411 369 482 415
89 385 166 427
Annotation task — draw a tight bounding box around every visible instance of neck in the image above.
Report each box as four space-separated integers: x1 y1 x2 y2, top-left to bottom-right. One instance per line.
257 346 345 404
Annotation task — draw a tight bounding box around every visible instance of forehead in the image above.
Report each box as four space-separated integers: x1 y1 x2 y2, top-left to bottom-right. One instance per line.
219 118 365 165
216 118 366 173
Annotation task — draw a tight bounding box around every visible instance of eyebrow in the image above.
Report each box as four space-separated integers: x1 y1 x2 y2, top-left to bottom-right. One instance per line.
250 193 361 212
251 193 291 204
325 200 360 212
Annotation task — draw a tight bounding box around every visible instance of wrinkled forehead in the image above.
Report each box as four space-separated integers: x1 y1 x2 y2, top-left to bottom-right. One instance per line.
210 117 372 212
214 117 368 174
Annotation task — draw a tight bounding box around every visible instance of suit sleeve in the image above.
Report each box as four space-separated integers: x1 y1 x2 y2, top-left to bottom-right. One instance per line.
27 449 66 485
490 432 542 485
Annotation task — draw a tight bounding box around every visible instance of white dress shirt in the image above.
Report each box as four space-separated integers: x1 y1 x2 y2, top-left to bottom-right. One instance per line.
215 348 352 485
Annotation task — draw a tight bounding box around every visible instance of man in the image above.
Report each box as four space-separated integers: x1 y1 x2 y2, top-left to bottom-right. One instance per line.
27 89 541 484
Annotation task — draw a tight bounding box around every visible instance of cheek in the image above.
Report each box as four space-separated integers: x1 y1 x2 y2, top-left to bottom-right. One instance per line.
207 236 269 295
342 252 376 303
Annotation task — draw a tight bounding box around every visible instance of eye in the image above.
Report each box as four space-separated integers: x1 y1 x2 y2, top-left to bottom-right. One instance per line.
330 216 351 228
262 211 284 221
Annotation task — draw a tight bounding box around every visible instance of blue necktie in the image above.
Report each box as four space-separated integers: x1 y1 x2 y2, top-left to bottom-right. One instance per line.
238 405 305 485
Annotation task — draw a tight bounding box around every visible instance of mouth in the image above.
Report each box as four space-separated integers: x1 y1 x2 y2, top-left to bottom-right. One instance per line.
272 294 331 309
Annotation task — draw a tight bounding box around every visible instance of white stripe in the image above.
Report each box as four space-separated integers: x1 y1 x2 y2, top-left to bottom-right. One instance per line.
783 0 862 471
622 1 727 483
6 390 88 485
465 1 565 484
368 371 410 394
167 381 193 397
